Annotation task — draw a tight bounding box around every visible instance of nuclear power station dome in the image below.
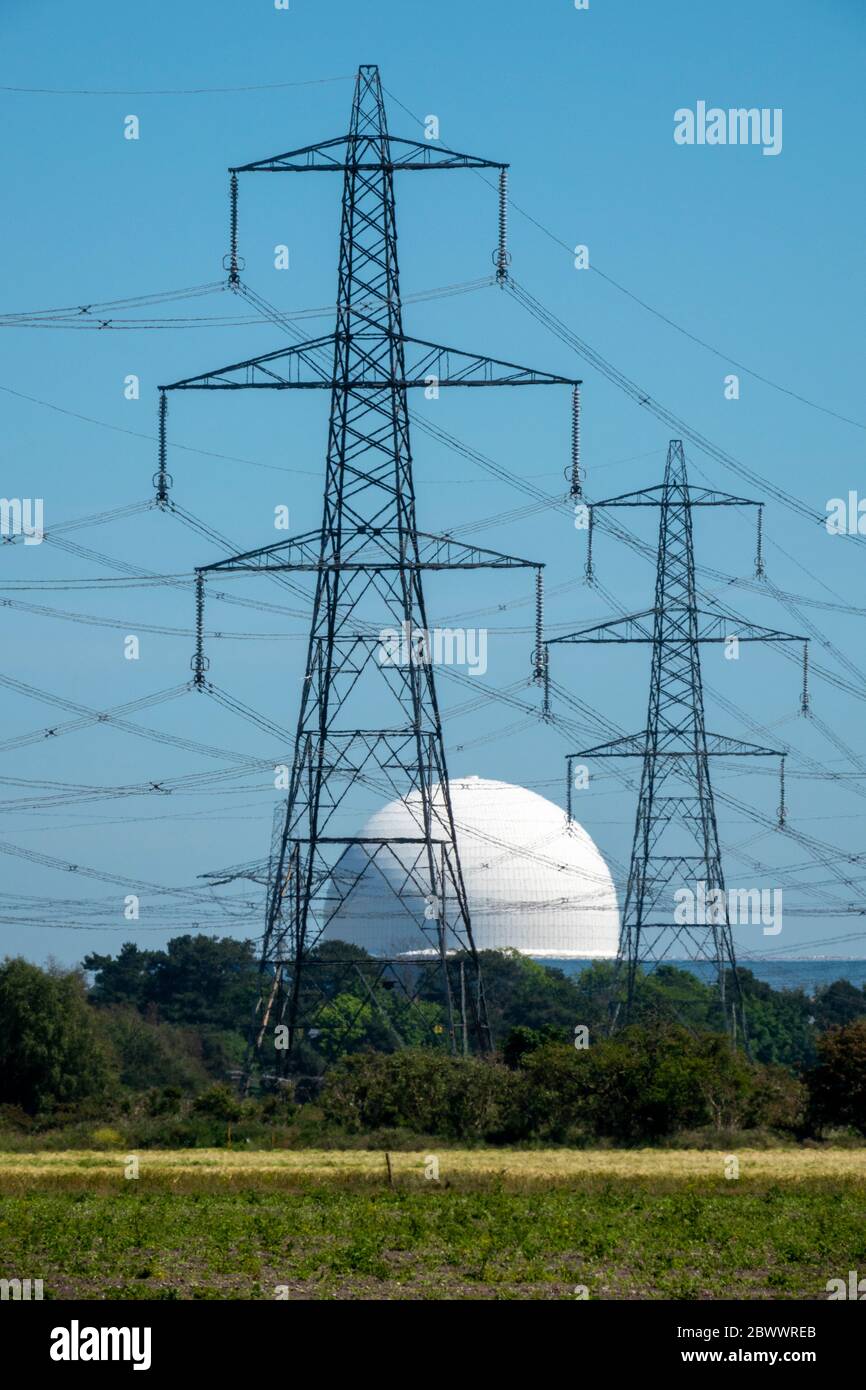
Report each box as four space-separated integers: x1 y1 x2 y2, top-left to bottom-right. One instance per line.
321 776 620 959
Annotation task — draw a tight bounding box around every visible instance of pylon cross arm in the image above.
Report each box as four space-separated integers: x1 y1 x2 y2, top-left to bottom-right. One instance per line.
384 137 506 170
160 336 335 392
402 335 578 387
162 334 577 393
692 610 806 644
588 484 760 509
567 732 784 759
232 137 507 175
199 529 542 574
567 734 648 759
415 533 542 569
703 732 785 757
550 609 658 644
549 607 805 646
199 532 321 573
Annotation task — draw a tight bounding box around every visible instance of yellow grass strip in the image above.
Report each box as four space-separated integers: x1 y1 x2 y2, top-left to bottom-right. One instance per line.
0 1147 864 1182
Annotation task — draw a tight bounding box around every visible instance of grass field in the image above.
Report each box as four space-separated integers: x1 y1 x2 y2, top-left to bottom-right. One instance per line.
1 1149 864 1300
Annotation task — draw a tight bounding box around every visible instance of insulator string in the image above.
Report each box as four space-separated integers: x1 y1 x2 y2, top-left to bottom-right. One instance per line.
533 568 545 681
570 384 581 499
584 505 595 583
566 757 573 825
495 167 509 285
800 642 810 714
154 391 171 503
777 756 786 828
755 504 765 578
192 572 210 686
225 172 243 286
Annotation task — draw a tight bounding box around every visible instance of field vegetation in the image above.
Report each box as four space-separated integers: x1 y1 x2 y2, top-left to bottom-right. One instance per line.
1 1149 863 1300
2 944 865 1299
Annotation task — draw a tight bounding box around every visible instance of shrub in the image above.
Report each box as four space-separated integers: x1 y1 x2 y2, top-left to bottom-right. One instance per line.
521 1024 759 1142
320 1027 798 1144
90 1126 124 1148
321 1050 523 1141
145 1086 183 1117
519 1042 593 1141
806 1020 866 1135
191 1083 243 1123
743 1063 806 1132
594 1025 756 1140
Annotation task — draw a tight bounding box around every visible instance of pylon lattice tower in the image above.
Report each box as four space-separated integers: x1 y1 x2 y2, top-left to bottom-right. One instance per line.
553 440 806 1036
158 65 578 1062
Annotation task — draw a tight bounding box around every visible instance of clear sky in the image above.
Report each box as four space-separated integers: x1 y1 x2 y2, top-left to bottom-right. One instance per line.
0 0 864 966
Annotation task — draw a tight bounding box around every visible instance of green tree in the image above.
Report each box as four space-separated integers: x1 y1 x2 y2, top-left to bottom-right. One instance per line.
422 949 582 1042
98 1006 211 1092
634 964 718 1030
522 1024 757 1142
725 969 815 1068
565 960 621 1033
806 1020 866 1135
743 1062 806 1132
149 936 258 1028
85 935 259 1030
501 1023 562 1069
812 979 866 1032
313 994 377 1062
83 942 159 1009
0 958 113 1114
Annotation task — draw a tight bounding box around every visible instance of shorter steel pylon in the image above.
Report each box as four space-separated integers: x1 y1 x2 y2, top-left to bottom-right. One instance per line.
553 440 808 1041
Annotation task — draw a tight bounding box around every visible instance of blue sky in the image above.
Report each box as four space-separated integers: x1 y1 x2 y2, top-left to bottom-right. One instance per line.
0 0 864 965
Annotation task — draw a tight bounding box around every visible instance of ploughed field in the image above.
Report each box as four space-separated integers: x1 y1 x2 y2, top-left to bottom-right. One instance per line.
1 1149 863 1300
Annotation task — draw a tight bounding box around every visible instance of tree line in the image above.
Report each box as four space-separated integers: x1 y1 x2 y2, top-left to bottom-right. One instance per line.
0 937 865 1144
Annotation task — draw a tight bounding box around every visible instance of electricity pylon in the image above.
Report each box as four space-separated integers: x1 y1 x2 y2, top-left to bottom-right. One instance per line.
158 65 578 1065
552 440 806 1038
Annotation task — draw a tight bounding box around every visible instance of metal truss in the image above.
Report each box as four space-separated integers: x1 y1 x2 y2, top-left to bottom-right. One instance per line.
552 440 807 1041
158 64 579 1071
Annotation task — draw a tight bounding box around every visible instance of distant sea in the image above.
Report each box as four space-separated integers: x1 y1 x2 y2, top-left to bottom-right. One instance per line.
552 959 866 996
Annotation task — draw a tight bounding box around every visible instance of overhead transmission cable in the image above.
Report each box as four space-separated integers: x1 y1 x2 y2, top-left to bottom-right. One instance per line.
382 81 864 432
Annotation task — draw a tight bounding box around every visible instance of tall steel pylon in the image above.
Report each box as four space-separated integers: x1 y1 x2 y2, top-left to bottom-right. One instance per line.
157 65 579 1064
552 440 807 1038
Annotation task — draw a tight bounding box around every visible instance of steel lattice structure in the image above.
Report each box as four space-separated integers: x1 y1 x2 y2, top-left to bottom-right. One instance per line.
158 65 579 1065
553 440 807 1038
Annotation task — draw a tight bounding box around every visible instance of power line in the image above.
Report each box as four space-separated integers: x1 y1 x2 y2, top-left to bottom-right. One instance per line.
0 381 320 476
383 82 864 432
0 76 353 96
0 274 492 330
509 278 865 534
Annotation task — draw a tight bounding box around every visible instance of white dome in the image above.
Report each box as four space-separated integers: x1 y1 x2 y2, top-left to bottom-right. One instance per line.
320 776 620 959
